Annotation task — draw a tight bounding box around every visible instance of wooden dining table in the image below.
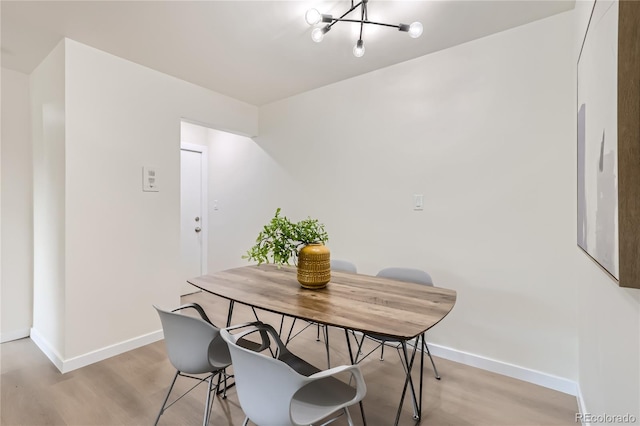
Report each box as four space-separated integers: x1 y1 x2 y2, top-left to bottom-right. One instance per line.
187 264 457 425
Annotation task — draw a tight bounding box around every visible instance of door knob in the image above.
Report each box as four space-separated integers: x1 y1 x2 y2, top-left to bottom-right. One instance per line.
195 227 201 233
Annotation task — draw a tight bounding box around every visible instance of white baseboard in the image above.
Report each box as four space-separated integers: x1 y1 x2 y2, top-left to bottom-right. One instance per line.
29 324 577 398
576 385 590 425
30 327 64 372
426 342 578 396
0 328 31 343
30 327 164 373
347 332 578 396
62 329 164 373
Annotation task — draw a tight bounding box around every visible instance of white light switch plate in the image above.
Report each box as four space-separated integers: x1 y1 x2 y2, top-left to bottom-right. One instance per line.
143 166 159 192
413 194 424 210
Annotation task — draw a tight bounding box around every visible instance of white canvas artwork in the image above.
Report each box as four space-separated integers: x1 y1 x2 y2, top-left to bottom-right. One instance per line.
577 0 619 279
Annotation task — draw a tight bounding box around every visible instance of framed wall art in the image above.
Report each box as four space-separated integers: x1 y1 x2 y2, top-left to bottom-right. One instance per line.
577 0 639 288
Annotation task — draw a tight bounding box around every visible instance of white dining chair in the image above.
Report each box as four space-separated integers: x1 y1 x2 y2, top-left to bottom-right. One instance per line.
330 259 357 273
221 322 367 426
153 303 269 425
355 267 441 380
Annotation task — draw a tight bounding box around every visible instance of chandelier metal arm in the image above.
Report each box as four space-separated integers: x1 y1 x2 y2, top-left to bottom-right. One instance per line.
306 0 422 57
325 1 405 32
328 18 404 30
326 0 365 30
359 0 365 40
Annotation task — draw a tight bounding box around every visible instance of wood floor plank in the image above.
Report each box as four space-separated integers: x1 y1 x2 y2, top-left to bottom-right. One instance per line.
0 291 578 425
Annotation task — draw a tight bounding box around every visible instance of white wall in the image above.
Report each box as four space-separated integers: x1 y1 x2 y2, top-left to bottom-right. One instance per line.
259 12 578 383
30 41 67 359
573 0 640 419
27 39 259 370
1 68 33 342
7 7 638 416
180 121 300 274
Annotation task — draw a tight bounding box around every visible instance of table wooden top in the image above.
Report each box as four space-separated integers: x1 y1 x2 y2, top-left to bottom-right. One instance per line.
187 264 457 340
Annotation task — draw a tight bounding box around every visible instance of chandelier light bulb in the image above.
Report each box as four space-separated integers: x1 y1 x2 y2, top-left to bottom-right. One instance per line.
306 2 423 55
353 40 365 57
311 27 325 43
408 22 423 38
305 8 321 26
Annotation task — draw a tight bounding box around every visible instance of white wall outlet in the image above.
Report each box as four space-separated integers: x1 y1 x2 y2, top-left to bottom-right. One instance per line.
143 166 159 192
413 194 424 211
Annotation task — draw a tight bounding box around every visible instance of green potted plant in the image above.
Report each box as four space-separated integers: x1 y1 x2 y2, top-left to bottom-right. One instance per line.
244 208 331 288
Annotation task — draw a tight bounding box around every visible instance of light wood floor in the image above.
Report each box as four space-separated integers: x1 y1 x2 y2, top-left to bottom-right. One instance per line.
1 291 578 425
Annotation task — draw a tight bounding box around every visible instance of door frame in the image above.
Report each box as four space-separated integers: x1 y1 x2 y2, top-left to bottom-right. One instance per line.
180 142 209 277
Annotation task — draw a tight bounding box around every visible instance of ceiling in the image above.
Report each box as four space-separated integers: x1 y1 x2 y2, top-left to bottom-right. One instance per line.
1 1 575 106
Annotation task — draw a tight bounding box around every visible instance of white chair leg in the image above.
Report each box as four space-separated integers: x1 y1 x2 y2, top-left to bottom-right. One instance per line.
222 368 229 398
203 374 215 426
344 407 354 426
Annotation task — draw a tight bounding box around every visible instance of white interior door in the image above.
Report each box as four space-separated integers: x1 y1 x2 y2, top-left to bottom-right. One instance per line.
180 145 207 295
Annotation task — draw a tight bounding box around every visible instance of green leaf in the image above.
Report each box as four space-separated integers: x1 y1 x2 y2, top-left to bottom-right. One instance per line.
243 208 329 267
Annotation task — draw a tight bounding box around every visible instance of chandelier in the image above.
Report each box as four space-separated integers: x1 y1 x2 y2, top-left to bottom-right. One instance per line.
305 0 423 57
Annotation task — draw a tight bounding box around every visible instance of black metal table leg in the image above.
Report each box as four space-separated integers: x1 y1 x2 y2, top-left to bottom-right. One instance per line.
345 329 367 426
395 339 420 425
324 325 331 368
225 300 235 327
419 334 424 419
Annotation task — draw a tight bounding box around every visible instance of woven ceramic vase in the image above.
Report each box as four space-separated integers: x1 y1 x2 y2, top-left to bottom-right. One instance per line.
297 243 331 289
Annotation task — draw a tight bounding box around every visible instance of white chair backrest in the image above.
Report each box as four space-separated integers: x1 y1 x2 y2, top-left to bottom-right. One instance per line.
221 327 304 426
154 305 230 374
376 267 433 286
331 259 357 273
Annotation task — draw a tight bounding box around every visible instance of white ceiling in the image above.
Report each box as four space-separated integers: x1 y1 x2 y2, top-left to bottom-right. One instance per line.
1 1 574 106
